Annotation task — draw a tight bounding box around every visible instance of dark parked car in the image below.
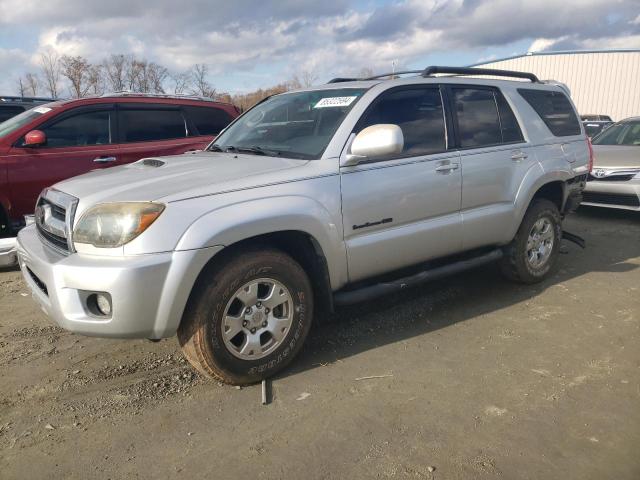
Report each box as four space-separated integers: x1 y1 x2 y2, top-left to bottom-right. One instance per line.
0 93 239 239
581 114 613 122
0 96 55 122
583 120 613 138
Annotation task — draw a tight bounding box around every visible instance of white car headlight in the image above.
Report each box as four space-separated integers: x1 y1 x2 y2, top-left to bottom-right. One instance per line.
73 202 165 248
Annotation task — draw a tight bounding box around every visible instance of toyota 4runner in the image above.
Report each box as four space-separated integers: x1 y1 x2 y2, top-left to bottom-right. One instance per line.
16 66 591 385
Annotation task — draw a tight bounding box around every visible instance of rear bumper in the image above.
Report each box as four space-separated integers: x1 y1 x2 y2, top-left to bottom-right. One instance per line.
583 180 640 211
16 225 223 339
0 237 17 268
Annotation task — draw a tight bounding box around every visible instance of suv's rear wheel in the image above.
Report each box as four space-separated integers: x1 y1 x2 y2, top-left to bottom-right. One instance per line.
500 199 561 284
178 248 313 385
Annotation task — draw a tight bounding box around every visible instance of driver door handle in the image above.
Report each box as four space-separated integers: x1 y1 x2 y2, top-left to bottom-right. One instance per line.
511 151 528 161
435 162 460 173
93 156 117 163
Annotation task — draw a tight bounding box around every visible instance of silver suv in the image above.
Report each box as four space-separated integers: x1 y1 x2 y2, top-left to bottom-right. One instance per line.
17 66 591 385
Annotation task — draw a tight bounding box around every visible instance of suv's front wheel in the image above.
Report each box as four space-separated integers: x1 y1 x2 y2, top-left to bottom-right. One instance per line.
178 248 313 385
500 199 562 284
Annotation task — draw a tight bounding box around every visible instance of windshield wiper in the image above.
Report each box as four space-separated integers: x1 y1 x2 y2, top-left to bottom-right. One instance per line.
208 144 224 152
217 145 281 156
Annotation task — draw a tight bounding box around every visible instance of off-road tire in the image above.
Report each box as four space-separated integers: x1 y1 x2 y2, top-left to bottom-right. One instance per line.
500 199 562 284
178 247 313 385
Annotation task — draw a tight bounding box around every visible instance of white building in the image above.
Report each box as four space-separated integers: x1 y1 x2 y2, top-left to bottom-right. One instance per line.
472 49 640 121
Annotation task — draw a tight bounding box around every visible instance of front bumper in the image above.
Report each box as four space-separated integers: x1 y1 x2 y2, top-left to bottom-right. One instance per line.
16 225 223 339
583 179 640 211
0 237 17 268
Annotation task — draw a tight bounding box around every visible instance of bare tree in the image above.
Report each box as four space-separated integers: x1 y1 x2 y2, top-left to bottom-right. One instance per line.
190 64 215 98
39 50 62 98
60 55 92 98
16 77 26 97
24 73 40 95
86 64 104 95
293 69 318 88
103 54 127 92
169 71 191 94
135 61 167 93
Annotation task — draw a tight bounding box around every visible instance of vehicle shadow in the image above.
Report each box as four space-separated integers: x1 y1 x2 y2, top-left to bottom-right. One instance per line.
280 206 640 380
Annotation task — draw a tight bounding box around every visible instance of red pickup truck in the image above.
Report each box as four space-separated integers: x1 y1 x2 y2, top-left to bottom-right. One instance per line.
0 94 238 241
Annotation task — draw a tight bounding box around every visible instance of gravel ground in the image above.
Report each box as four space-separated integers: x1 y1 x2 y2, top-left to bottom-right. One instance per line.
0 206 639 479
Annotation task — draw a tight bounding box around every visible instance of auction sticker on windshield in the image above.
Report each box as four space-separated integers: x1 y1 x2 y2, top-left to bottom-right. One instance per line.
314 96 358 108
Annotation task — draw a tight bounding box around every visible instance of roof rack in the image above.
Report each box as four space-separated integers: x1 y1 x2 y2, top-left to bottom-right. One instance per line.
99 91 221 102
421 66 539 82
327 65 539 84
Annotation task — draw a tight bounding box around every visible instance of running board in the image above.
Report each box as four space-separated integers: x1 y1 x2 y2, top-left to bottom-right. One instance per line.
334 249 503 306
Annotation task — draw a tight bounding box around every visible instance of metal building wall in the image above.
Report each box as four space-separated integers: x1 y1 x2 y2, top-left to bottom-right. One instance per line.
474 50 640 121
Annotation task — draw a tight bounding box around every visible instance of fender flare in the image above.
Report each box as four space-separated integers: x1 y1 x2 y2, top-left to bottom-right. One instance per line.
174 195 348 289
509 167 570 239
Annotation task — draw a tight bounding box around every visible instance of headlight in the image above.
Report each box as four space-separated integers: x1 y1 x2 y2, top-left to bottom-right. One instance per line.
73 202 165 248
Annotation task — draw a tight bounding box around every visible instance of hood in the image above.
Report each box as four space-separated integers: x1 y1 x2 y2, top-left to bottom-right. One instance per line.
55 151 311 205
592 145 640 168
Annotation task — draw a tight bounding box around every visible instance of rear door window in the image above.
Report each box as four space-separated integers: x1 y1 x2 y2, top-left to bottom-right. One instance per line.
0 106 25 122
452 88 502 148
356 87 447 157
518 88 581 136
118 106 186 142
41 110 111 147
495 92 524 143
184 106 233 136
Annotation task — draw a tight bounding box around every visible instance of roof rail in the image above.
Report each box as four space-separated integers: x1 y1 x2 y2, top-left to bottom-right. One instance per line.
326 66 539 85
99 91 221 102
365 70 422 80
327 78 360 83
421 66 539 82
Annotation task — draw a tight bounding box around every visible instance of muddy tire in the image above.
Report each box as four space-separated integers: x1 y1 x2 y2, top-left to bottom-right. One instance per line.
500 199 562 284
178 247 313 385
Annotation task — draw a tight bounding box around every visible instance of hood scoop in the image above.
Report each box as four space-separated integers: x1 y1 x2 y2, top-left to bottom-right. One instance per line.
134 158 166 168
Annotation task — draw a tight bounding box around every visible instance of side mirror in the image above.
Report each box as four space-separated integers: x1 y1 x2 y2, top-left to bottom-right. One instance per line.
24 130 46 147
343 124 404 166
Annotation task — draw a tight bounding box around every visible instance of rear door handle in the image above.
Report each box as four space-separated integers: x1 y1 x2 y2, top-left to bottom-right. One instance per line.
93 156 117 163
435 162 460 173
511 151 528 161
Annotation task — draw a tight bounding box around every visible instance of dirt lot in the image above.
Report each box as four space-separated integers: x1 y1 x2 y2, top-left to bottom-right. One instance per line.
1 207 639 480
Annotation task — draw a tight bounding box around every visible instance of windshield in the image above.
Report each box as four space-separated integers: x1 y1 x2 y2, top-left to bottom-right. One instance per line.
0 106 51 140
592 121 640 146
210 88 367 159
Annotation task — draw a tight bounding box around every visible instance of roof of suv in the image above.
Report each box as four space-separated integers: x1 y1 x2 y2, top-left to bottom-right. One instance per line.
289 66 570 95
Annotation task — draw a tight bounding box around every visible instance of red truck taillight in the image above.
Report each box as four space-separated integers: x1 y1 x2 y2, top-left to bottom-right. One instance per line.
586 136 594 173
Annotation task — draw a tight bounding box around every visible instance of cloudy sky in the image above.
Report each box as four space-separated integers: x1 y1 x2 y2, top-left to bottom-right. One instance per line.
1 0 639 96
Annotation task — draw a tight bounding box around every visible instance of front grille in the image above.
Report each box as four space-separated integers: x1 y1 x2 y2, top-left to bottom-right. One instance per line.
36 224 69 251
35 189 78 254
582 192 640 207
26 267 48 296
588 174 635 182
49 202 66 220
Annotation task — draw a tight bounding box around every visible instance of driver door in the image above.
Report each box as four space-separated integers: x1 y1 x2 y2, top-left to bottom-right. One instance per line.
7 104 117 219
340 86 463 282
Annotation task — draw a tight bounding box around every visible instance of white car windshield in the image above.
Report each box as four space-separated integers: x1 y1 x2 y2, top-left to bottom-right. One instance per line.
592 121 640 146
209 88 367 159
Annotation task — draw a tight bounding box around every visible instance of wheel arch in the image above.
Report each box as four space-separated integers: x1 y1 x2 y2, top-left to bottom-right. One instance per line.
182 230 335 332
510 170 569 240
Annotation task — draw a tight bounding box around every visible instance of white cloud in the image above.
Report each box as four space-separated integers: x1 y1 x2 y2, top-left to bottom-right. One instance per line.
1 0 639 95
